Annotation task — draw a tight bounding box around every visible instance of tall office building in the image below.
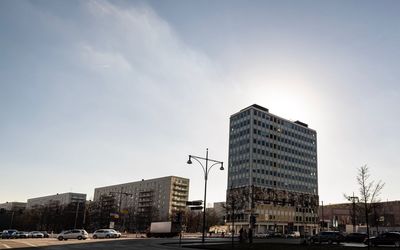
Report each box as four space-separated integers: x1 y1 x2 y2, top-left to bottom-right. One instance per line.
227 104 319 235
93 176 189 221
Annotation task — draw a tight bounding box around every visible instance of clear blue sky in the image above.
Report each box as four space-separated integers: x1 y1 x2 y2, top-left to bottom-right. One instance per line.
1 0 399 205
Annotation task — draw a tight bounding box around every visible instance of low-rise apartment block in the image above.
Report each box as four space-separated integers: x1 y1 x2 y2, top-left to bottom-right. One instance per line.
93 176 189 221
27 192 87 209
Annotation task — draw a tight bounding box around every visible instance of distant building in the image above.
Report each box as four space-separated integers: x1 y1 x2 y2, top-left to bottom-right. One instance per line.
227 104 319 235
27 192 87 209
213 202 227 224
319 200 400 234
93 176 189 221
0 202 27 211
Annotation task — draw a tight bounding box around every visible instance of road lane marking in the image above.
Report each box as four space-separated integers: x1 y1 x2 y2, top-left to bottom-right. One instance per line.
2 243 11 249
20 242 37 247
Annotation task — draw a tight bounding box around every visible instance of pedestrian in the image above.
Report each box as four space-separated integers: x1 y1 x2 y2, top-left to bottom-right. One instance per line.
243 229 248 242
239 227 243 243
248 228 253 243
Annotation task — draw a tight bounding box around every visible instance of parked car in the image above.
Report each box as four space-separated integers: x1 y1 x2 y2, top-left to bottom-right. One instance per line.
1 229 18 239
344 232 368 243
29 231 44 238
269 231 283 238
57 229 88 241
109 229 121 238
13 231 29 238
365 232 400 247
308 231 345 244
286 231 301 238
93 229 118 239
254 232 270 239
40 231 50 238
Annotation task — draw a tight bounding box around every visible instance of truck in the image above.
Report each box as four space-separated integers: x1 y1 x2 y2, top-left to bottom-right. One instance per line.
146 221 180 238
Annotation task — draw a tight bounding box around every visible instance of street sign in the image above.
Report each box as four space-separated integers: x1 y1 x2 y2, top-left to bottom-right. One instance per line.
186 200 203 206
110 212 119 218
190 206 203 210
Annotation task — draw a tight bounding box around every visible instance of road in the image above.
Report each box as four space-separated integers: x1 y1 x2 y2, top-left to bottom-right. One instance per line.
0 237 369 250
0 237 228 250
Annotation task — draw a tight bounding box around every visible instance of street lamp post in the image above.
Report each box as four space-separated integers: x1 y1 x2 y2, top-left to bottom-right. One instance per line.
74 202 81 229
347 193 359 233
187 148 224 244
110 188 134 231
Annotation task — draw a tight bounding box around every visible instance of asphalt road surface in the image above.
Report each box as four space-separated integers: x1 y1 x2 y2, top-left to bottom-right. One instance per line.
0 237 228 250
0 237 369 250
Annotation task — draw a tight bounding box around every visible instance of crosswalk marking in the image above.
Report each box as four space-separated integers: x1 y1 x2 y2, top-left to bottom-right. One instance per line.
20 241 37 247
1 243 11 249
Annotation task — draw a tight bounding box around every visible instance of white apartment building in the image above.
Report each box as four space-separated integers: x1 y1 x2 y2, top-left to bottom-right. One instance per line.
27 192 87 209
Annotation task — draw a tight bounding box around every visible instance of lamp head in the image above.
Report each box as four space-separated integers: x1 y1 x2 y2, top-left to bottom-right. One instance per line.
187 156 192 164
220 163 224 171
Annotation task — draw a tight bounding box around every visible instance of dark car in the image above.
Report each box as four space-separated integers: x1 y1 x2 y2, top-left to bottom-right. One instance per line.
308 231 345 244
365 232 400 247
345 232 368 243
40 231 50 238
1 229 18 239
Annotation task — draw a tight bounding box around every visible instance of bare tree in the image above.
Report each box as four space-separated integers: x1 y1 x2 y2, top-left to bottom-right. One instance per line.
357 165 385 248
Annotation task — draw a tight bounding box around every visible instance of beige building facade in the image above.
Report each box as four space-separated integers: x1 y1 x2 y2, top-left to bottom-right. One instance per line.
27 192 87 209
93 176 189 221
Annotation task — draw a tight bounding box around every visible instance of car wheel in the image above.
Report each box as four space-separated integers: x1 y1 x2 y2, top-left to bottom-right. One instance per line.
93 235 98 239
105 235 110 239
328 239 333 245
395 241 400 247
77 236 83 240
58 236 63 241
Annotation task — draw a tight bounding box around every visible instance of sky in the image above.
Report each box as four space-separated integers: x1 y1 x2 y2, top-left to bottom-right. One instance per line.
1 0 400 206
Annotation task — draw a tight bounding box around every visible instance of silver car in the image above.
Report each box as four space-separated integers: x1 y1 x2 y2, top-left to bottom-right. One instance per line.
57 229 88 240
93 229 117 239
29 231 44 238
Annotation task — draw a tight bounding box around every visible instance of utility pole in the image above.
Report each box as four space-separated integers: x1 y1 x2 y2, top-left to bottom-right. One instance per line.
321 201 324 232
74 202 80 229
347 193 359 233
9 211 15 228
110 188 134 231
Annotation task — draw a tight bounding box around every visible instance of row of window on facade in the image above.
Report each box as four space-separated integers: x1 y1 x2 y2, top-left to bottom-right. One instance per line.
229 159 317 180
232 108 313 135
251 177 315 192
252 138 316 159
229 164 316 181
228 177 314 193
252 128 316 150
230 126 316 152
252 148 316 167
251 168 317 183
252 109 313 135
253 119 315 142
252 159 316 175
